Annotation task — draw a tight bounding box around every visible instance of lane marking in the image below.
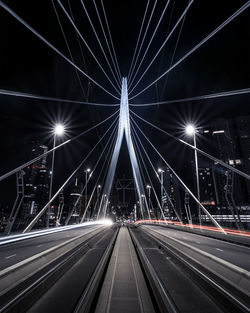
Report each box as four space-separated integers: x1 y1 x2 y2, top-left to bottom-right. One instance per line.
143 226 250 277
196 241 201 244
5 254 16 259
37 244 43 248
216 248 224 252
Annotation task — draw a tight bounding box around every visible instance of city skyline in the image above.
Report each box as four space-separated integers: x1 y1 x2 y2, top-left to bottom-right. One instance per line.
0 0 250 229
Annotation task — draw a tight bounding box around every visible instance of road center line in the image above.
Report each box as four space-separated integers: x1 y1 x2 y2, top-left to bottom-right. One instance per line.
216 248 223 252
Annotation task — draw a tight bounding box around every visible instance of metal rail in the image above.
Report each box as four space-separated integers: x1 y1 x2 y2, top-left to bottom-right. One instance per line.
2 224 248 313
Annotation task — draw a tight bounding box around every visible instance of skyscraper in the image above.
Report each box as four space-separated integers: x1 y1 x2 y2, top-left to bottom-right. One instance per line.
163 167 182 220
18 141 50 228
198 116 250 228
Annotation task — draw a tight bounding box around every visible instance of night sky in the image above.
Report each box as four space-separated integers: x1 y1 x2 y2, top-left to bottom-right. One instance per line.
0 0 250 210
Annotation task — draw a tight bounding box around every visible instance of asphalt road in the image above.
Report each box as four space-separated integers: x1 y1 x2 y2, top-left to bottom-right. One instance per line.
0 224 103 271
143 224 250 271
131 226 226 313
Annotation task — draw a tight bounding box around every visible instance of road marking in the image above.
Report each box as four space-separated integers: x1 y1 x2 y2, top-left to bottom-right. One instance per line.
183 237 187 239
216 248 224 252
5 254 16 259
196 241 200 244
37 244 43 248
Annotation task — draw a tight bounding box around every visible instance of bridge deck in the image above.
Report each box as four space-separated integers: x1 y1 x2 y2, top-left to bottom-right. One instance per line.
95 226 155 313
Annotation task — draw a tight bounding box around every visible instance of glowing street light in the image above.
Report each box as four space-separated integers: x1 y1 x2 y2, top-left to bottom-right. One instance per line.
48 123 64 228
185 124 200 224
157 168 164 209
185 124 195 136
146 185 151 211
54 123 64 136
84 168 91 215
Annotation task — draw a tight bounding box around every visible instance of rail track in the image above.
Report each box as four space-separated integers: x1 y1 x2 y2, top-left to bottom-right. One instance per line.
0 224 249 313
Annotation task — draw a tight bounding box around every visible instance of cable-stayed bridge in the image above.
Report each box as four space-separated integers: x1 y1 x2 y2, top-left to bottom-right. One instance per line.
0 1 250 312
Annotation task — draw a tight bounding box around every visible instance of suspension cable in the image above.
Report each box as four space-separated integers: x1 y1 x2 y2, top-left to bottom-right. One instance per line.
129 87 250 106
96 122 119 219
67 0 90 97
159 2 188 99
128 0 158 84
0 88 119 106
129 0 194 94
66 118 119 225
129 130 153 221
127 0 150 81
23 115 119 233
80 120 119 222
128 0 171 90
100 0 122 81
0 0 119 100
131 122 181 222
131 116 226 233
0 110 119 182
79 0 121 88
129 1 250 99
56 0 120 95
130 109 250 181
93 0 121 83
51 0 87 100
131 125 167 222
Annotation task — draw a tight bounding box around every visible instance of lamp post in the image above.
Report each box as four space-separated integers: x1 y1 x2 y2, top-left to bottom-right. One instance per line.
158 168 165 211
146 185 151 211
97 185 101 218
84 168 91 215
48 123 64 228
185 124 200 224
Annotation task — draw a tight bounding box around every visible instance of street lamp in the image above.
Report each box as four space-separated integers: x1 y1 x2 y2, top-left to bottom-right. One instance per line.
48 123 64 228
185 124 195 136
185 124 200 224
157 168 165 210
96 185 101 214
84 168 91 214
146 185 151 211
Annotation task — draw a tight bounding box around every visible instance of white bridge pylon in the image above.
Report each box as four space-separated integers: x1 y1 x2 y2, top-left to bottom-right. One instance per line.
99 77 150 219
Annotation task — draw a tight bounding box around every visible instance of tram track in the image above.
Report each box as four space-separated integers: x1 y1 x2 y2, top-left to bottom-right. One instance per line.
0 224 249 313
130 224 250 313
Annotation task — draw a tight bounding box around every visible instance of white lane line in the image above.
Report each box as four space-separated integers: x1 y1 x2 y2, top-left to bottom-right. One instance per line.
196 241 201 244
5 254 16 259
37 244 43 248
216 248 224 252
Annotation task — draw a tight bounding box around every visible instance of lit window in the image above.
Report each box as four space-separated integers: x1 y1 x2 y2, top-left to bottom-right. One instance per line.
212 130 225 134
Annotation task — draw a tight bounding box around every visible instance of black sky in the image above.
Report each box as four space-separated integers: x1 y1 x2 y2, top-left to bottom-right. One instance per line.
0 0 250 209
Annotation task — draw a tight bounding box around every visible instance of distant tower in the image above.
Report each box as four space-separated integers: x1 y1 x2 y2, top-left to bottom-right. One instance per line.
163 168 182 220
19 141 50 229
